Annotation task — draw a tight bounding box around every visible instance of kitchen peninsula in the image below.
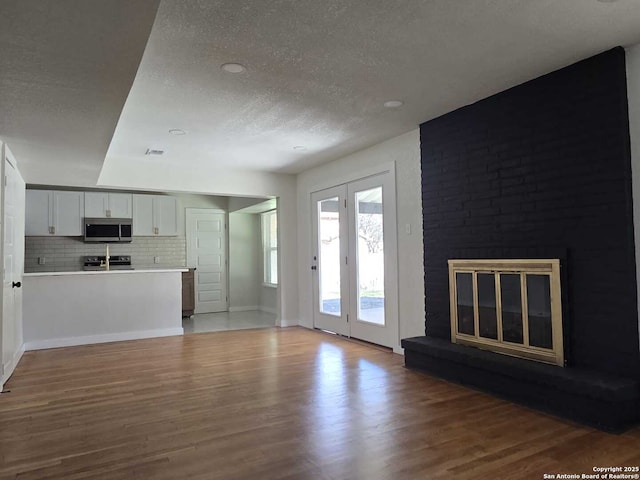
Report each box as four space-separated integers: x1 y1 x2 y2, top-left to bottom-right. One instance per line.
23 268 186 350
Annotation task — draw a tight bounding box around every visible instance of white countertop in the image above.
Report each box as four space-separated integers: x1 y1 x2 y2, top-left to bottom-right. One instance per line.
24 268 188 277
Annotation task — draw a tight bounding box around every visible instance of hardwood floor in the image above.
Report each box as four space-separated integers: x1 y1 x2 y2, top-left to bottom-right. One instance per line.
1 327 639 479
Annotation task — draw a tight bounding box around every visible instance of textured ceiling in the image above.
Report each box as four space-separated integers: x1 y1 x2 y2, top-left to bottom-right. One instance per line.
0 0 160 185
3 0 640 188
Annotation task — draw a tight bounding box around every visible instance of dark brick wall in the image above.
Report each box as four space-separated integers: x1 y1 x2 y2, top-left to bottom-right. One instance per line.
420 47 639 377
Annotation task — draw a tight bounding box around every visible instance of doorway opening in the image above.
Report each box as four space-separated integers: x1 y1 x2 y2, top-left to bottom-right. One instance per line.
184 199 279 334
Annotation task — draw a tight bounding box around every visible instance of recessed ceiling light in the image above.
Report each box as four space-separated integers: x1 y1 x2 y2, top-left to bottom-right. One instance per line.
221 63 247 74
293 145 307 151
384 100 404 108
169 129 186 135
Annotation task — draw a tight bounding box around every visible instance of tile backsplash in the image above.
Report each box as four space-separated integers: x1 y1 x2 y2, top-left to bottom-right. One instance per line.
25 236 187 273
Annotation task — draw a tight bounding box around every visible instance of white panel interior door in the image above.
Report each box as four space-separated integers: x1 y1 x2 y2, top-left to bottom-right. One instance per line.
310 171 398 349
2 153 25 385
186 209 227 313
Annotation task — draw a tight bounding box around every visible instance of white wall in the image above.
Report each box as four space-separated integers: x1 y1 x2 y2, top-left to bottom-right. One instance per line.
296 129 425 344
625 44 640 348
260 285 278 314
98 164 298 326
174 193 227 236
228 212 260 310
228 210 278 314
228 196 270 213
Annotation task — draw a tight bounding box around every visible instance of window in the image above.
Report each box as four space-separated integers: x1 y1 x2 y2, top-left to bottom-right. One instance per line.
261 210 278 285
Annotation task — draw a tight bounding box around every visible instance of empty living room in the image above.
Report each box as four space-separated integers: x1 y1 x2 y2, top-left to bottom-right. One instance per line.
2 1 640 479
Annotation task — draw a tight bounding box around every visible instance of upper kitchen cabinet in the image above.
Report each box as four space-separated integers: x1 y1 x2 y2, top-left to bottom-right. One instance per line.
26 190 84 236
155 196 178 236
84 192 132 218
132 194 178 236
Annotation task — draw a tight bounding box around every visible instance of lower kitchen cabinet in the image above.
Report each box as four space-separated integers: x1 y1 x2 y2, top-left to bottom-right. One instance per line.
182 268 195 317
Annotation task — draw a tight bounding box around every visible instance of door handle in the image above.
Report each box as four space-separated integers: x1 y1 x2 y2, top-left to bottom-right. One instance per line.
12 281 21 288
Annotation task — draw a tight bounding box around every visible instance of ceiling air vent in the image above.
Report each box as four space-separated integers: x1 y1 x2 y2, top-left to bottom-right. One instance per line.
145 148 164 156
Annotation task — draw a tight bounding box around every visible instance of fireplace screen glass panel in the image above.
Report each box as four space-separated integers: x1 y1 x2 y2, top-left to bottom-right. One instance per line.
500 274 523 344
526 274 553 349
456 272 474 335
477 273 498 339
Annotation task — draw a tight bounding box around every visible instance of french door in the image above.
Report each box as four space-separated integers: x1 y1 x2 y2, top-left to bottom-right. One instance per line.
311 172 398 348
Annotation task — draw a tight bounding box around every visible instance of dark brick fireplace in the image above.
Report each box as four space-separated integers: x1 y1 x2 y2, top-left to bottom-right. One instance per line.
402 47 640 431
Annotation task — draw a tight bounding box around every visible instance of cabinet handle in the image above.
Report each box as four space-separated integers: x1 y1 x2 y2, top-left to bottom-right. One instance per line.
106 209 111 218
51 226 55 235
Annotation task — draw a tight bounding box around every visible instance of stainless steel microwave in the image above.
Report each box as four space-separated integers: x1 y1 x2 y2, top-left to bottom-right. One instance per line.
84 218 133 243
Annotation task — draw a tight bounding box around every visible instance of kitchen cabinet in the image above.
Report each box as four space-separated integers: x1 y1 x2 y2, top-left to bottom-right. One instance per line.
182 268 195 317
85 192 132 218
132 194 178 236
26 190 84 236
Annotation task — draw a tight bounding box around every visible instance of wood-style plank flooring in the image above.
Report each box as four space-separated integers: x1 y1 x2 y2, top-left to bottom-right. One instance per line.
1 327 639 479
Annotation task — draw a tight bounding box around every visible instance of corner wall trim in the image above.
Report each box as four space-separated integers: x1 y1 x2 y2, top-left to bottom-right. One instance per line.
24 328 184 351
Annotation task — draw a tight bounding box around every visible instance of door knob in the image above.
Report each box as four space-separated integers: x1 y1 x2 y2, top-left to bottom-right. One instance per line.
12 281 21 288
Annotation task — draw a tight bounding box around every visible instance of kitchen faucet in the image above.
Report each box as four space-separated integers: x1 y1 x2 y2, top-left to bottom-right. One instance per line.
99 244 110 270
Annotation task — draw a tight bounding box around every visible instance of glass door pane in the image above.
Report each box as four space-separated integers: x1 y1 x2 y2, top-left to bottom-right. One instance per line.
355 187 384 325
500 273 523 344
456 272 474 335
318 197 341 316
477 273 498 339
526 274 553 349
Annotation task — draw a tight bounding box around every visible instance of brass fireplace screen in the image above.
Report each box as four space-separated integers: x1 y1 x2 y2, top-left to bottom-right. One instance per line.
448 259 564 366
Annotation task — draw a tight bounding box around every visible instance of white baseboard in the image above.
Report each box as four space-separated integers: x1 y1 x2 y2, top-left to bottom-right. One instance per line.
259 306 277 315
228 306 259 312
1 343 26 388
278 319 298 327
24 328 184 351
